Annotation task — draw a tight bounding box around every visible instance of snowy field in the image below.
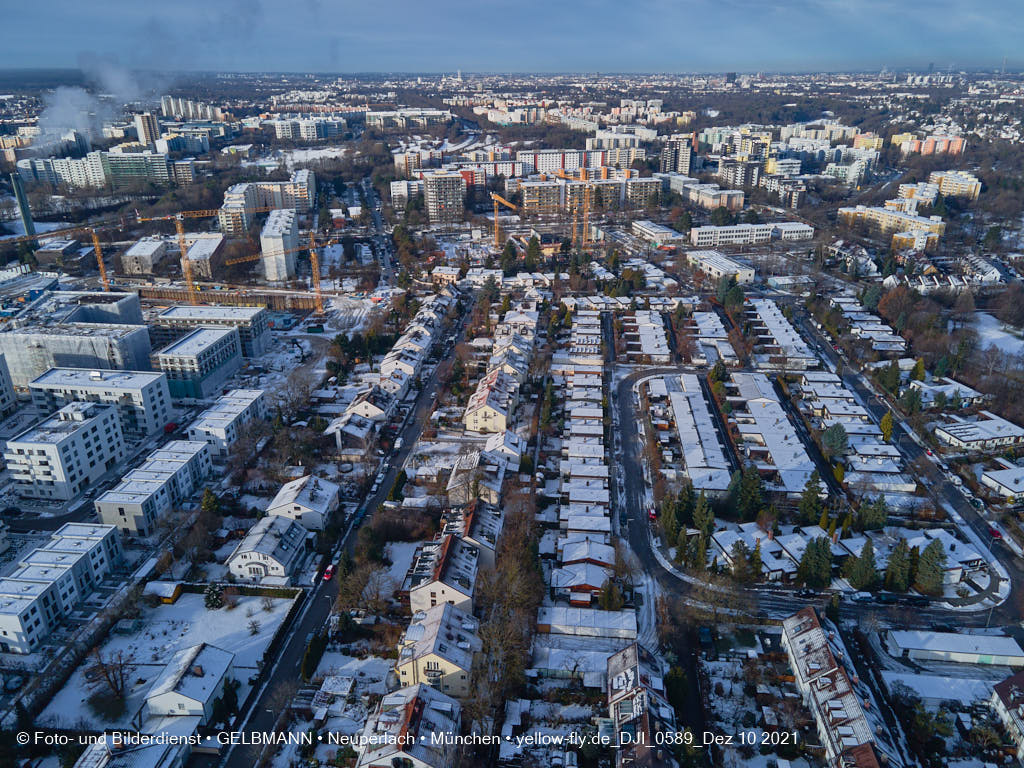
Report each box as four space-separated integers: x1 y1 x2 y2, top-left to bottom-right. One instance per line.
280 147 347 168
38 592 296 730
972 312 1024 356
0 220 72 239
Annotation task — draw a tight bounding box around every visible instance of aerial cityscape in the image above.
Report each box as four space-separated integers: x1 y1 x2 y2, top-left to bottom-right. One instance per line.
4 11 1024 768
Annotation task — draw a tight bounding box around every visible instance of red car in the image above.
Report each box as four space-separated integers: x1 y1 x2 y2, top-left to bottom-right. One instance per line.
323 564 336 581
988 527 1003 540
648 508 657 521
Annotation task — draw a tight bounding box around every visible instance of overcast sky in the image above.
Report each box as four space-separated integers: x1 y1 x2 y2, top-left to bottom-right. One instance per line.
3 0 1022 73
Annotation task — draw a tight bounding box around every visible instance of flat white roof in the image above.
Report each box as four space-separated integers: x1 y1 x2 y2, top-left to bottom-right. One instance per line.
157 326 236 357
888 630 1024 659
30 367 165 390
159 305 264 322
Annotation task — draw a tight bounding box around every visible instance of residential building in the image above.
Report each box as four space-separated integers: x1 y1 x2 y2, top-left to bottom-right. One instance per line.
992 670 1024 763
0 319 155 389
838 206 946 246
934 411 1024 451
717 158 761 188
928 170 982 200
745 299 818 371
151 305 271 358
187 389 267 458
142 643 234 725
29 368 173 438
463 369 518 433
900 134 966 156
226 515 310 584
982 459 1024 502
407 535 479 614
354 684 461 768
95 441 212 536
685 250 755 284
606 643 679 768
266 475 340 531
122 237 169 274
0 354 15 419
659 135 692 175
727 372 819 493
218 171 315 235
365 108 452 130
0 523 121 654
424 170 466 226
908 377 985 409
5 403 126 501
396 603 481 698
134 112 160 146
260 209 299 281
689 223 773 247
782 609 882 767
153 327 243 399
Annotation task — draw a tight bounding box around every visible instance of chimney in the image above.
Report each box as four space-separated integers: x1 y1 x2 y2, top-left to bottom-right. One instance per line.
191 665 204 677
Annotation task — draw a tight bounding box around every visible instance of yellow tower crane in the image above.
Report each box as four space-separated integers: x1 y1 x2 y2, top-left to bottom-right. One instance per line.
490 193 519 250
224 234 333 316
2 221 118 291
136 206 278 305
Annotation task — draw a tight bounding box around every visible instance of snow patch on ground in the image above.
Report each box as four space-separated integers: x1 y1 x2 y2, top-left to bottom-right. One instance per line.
972 312 1024 356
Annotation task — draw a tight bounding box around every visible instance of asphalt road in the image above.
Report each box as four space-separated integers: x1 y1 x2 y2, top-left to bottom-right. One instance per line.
611 364 1011 628
790 306 1023 618
221 301 471 768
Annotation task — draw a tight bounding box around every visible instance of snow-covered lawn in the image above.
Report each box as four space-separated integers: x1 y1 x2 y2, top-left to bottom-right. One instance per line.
972 312 1024 356
280 147 348 168
38 592 297 731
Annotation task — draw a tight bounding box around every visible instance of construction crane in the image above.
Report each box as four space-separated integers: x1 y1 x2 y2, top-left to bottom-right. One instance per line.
1 221 118 291
582 183 592 248
490 193 519 250
308 231 324 317
224 233 333 316
136 206 279 305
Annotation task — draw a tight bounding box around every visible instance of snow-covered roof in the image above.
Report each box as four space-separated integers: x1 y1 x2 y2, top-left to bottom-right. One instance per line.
146 643 233 704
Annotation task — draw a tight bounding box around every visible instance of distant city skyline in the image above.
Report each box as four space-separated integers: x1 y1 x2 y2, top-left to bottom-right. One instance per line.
2 0 1022 74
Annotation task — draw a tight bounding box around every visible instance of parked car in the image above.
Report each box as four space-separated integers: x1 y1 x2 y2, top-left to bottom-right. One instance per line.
988 526 1003 540
323 564 336 581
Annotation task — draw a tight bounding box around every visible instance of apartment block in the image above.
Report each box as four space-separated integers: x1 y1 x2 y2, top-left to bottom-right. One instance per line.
4 403 126 501
260 209 299 281
152 305 271 357
187 389 267 458
0 523 122 654
29 368 173 438
423 171 467 226
660 134 692 174
153 327 243 399
689 223 773 248
396 603 481 698
928 170 982 200
0 354 15 419
94 441 212 536
685 250 755 283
